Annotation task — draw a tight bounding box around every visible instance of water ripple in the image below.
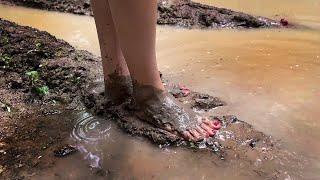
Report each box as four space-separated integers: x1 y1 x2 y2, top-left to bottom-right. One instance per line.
71 111 112 142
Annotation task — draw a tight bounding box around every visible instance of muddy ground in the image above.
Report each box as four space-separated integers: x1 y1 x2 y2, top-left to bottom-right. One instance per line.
0 19 305 179
0 0 282 29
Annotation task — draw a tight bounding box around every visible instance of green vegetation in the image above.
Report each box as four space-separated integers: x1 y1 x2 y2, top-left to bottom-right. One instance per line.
73 76 81 84
1 35 9 45
0 53 12 64
25 70 39 84
34 86 49 96
35 42 42 50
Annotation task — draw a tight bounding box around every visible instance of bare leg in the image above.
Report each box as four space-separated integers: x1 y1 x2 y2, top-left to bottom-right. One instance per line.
91 0 132 104
107 0 219 141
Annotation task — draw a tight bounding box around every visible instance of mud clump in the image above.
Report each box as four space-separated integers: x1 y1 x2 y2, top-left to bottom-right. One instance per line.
157 0 280 28
0 0 92 16
53 145 78 157
0 0 281 29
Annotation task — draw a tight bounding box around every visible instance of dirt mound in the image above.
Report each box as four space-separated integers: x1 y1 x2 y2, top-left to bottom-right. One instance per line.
0 0 281 29
0 18 100 178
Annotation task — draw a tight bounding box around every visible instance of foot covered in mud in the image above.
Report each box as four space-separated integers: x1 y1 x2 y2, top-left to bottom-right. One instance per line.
130 86 221 141
104 73 133 105
87 74 133 106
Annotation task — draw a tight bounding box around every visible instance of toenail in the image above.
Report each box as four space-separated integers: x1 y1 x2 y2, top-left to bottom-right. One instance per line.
213 120 221 129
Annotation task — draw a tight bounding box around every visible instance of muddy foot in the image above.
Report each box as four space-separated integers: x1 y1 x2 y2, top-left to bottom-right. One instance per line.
131 85 221 141
105 73 133 105
87 73 132 105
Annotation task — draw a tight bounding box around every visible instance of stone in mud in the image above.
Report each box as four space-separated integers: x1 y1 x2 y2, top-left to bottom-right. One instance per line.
0 0 281 29
169 84 191 98
280 18 289 26
191 93 225 110
53 145 78 157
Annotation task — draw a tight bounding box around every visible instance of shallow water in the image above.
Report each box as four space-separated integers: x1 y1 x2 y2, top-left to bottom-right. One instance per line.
1 0 320 179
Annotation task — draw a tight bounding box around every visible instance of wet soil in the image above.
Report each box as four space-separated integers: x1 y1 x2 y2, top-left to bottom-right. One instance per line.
0 18 100 179
0 19 303 179
0 0 281 29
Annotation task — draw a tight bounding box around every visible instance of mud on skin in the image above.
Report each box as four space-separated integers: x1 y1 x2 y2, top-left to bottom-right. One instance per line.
0 0 281 29
0 19 305 179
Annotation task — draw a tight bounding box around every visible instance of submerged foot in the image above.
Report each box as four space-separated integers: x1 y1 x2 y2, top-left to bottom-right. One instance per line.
132 84 221 141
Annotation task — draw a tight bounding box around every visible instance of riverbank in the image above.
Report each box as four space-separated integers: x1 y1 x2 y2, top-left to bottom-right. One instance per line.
0 0 281 29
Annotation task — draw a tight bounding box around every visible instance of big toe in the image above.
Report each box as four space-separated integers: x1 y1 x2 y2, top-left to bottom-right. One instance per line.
203 118 221 130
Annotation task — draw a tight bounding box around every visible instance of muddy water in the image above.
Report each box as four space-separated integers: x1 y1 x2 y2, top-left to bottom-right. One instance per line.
1 0 320 179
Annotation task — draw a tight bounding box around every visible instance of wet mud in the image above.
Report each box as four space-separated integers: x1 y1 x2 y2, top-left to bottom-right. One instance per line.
0 0 281 29
0 19 304 179
0 18 100 178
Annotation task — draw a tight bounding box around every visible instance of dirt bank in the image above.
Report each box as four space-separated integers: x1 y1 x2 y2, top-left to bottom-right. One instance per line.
0 19 303 179
0 18 101 179
0 0 281 29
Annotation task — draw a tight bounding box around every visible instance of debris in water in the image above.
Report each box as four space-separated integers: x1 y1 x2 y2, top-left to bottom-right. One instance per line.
170 84 191 98
53 145 78 157
249 139 257 148
198 141 207 149
192 93 225 110
85 152 101 168
280 18 289 26
179 84 191 97
0 165 4 174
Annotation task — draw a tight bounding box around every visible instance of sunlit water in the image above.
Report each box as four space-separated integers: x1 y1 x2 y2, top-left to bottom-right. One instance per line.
0 0 320 179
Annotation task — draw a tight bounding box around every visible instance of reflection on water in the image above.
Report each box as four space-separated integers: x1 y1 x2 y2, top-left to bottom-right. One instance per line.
71 112 112 142
1 0 320 179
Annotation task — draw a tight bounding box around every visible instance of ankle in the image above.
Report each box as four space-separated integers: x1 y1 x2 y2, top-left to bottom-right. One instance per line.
104 73 133 104
133 81 166 104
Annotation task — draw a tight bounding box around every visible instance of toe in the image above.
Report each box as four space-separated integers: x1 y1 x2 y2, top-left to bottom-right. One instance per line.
203 118 221 130
202 118 215 128
196 126 209 138
212 119 221 130
200 123 215 136
189 129 202 141
182 131 193 141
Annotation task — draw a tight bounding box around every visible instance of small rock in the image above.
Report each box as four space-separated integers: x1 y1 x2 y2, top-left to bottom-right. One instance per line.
249 139 257 148
280 18 289 26
0 165 4 174
54 145 77 157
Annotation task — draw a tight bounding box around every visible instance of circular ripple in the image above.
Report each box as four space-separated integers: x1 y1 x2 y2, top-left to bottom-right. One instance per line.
71 112 112 142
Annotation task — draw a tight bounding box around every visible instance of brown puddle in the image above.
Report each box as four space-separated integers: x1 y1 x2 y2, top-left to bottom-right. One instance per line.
1 0 320 179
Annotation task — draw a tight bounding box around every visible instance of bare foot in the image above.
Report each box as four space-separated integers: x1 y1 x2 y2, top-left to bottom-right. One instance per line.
132 84 221 141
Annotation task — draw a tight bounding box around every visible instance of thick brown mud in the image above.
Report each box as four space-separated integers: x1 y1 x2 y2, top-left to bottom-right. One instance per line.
0 18 100 178
0 19 304 179
0 0 281 29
